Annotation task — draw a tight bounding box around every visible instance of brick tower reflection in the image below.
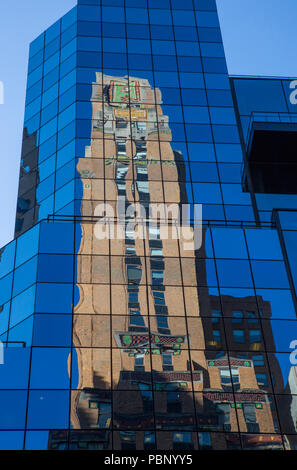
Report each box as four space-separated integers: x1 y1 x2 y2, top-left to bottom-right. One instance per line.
65 74 286 451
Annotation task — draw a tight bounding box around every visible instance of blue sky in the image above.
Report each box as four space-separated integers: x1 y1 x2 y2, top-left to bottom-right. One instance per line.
0 0 297 248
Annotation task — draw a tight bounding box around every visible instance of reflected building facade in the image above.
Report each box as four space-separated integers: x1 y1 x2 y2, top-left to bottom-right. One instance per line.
0 0 297 451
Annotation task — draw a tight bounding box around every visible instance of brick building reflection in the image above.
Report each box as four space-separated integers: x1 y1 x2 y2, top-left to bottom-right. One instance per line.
47 74 291 450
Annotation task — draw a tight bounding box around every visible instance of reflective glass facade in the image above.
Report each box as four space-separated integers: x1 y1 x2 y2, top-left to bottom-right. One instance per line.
1 0 297 451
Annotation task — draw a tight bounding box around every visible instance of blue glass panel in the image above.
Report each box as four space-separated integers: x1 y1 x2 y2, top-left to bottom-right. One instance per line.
56 160 76 190
57 140 76 169
78 5 101 21
174 26 197 41
27 65 43 90
59 86 76 113
41 100 58 127
102 22 125 38
195 10 220 27
126 7 148 24
127 23 150 39
28 49 44 74
42 83 59 109
0 302 10 336
184 107 209 124
149 9 172 25
233 78 288 115
221 184 251 205
0 348 30 389
29 33 44 59
10 286 36 329
172 10 196 26
44 52 60 76
62 7 77 32
187 142 216 162
13 257 38 297
59 69 77 95
179 73 204 89
0 431 24 450
251 261 290 289
58 121 76 150
45 20 61 45
43 67 59 92
25 431 51 450
215 144 243 163
30 348 70 389
192 183 222 204
54 179 75 212
33 314 72 347
27 390 69 429
0 391 27 429
26 80 43 105
0 273 13 306
176 41 200 57
62 23 77 47
58 103 76 131
39 117 58 145
198 27 222 42
38 195 55 221
38 254 74 283
0 241 16 279
212 227 248 259
61 38 77 63
186 124 212 142
60 54 77 79
35 283 73 313
15 224 40 267
39 221 75 254
216 259 253 288
44 37 60 61
8 316 34 347
245 229 283 260
78 36 101 52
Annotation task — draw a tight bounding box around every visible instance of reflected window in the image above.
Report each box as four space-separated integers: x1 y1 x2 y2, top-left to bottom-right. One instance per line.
129 310 146 329
167 387 182 414
243 404 260 433
247 312 258 324
144 432 156 451
198 432 212 450
127 266 142 284
153 291 165 305
152 270 164 286
252 354 265 367
98 402 112 429
233 330 245 343
149 226 160 240
232 311 243 324
173 432 193 451
126 246 136 255
256 373 268 387
139 383 153 412
120 431 136 451
216 403 231 432
211 309 222 324
163 353 173 371
249 329 261 343
135 353 145 372
156 316 169 331
212 329 221 343
220 368 240 392
129 292 139 303
150 248 163 257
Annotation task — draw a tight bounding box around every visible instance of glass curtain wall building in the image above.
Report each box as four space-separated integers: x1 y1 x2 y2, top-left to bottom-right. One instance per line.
0 0 297 450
